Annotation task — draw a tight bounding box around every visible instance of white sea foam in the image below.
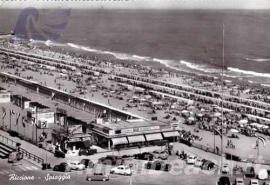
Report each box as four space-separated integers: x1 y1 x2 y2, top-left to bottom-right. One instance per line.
245 58 270 62
67 43 80 49
261 84 270 87
132 55 149 60
81 47 100 53
45 40 51 46
180 60 220 73
227 67 270 78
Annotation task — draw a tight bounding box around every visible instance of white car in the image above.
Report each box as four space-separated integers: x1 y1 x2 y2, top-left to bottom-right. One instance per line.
221 163 230 174
194 158 204 167
249 179 259 185
68 161 85 170
186 155 197 164
258 169 269 180
152 150 168 160
234 178 244 185
110 165 133 175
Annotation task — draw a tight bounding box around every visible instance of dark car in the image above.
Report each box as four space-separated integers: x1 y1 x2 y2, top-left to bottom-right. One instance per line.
78 148 97 156
80 159 94 168
8 152 23 163
244 166 255 178
86 172 109 181
201 160 216 170
218 176 231 185
53 162 71 172
145 160 172 172
98 155 124 166
134 152 154 161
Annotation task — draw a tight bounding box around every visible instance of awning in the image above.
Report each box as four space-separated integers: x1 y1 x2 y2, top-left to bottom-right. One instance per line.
163 131 180 138
127 135 145 143
145 133 163 141
111 137 128 145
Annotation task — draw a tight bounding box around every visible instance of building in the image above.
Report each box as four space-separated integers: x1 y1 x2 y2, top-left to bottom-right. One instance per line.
52 115 92 152
0 87 11 103
12 94 31 109
89 118 181 150
26 102 55 127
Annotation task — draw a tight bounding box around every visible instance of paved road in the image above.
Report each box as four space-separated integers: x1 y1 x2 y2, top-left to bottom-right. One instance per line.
1 156 269 185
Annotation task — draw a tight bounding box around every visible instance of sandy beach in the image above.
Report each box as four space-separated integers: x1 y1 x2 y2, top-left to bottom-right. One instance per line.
0 41 270 162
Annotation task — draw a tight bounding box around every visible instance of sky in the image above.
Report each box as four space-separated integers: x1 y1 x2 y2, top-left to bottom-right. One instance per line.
0 0 270 9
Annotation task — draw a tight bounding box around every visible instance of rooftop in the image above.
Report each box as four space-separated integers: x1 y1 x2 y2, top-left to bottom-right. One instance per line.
94 119 169 131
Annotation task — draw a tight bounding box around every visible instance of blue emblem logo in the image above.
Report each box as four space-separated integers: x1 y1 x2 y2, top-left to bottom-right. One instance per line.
11 7 70 41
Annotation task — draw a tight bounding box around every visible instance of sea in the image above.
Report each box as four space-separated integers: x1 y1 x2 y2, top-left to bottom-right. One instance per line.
1 8 270 87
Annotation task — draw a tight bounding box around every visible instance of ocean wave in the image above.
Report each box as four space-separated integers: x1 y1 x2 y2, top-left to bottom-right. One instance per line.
133 55 150 60
82 47 101 53
245 58 270 62
227 67 270 78
180 60 221 73
67 43 80 49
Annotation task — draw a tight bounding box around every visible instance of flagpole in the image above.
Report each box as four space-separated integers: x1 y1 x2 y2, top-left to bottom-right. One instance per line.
9 110 11 131
257 137 259 160
36 106 38 145
221 25 225 165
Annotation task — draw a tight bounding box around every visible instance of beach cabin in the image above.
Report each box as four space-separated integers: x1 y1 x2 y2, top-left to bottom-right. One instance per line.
0 87 11 103
12 94 31 109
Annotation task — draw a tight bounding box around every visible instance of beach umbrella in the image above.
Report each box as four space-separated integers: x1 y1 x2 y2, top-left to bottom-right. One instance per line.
239 119 248 124
201 108 205 112
214 112 221 117
182 110 189 114
132 96 138 99
188 117 195 121
197 113 204 117
250 123 258 127
229 129 239 133
145 95 151 99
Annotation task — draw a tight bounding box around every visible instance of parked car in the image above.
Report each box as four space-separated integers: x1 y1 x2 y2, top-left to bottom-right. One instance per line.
145 160 172 172
86 172 109 181
8 152 23 163
53 162 71 172
134 152 154 161
263 181 270 185
245 167 255 178
249 179 259 185
152 150 168 160
80 159 94 168
110 165 133 175
258 169 269 180
98 155 124 166
221 163 230 174
201 160 215 170
194 158 205 167
233 178 245 185
217 176 231 185
68 161 85 170
78 148 97 156
186 155 197 164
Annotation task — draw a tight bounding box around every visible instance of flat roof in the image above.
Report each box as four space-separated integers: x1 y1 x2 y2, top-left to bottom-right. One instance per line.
13 94 31 101
99 119 168 130
29 102 50 109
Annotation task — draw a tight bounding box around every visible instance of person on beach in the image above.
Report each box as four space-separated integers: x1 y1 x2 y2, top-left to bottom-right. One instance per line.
206 144 209 152
254 140 258 149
